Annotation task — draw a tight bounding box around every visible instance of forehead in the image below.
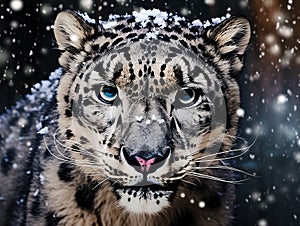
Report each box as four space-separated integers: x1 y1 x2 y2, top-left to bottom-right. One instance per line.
86 40 216 98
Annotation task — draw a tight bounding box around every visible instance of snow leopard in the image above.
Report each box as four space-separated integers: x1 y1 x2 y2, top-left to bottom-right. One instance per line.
0 9 251 226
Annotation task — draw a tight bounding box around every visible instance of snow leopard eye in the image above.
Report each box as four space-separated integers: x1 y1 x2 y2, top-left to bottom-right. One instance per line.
173 88 203 108
97 85 118 104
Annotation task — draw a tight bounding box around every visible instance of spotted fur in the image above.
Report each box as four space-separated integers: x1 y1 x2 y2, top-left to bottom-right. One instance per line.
0 9 250 226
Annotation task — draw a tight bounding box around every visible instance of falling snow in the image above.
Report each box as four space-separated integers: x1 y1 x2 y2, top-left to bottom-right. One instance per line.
258 219 268 226
236 108 245 117
10 0 23 12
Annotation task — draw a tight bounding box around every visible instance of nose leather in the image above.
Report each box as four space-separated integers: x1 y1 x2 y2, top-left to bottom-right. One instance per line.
135 156 156 172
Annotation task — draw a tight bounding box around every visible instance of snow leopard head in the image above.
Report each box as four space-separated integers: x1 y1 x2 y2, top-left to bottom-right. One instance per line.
53 9 250 214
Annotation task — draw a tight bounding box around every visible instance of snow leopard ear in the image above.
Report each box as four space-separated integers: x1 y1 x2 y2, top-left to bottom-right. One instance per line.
206 16 251 56
54 10 95 50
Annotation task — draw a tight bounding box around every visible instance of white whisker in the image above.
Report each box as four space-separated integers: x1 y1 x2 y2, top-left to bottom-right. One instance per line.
192 138 257 165
191 165 256 177
53 132 99 159
180 178 197 187
53 134 75 161
44 133 106 168
92 177 110 190
193 149 249 163
44 136 74 163
186 172 248 184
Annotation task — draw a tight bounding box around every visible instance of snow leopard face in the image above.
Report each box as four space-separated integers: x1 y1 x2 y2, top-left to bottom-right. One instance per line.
53 10 250 214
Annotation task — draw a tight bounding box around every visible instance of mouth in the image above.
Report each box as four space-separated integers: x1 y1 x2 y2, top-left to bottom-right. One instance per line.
114 183 175 198
113 183 176 214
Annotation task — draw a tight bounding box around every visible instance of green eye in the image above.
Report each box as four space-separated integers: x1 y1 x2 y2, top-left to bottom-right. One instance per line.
97 85 118 104
174 88 202 108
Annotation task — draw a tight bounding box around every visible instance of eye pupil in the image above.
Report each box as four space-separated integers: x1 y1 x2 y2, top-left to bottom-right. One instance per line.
178 89 194 103
98 85 118 104
103 87 116 98
177 89 195 105
174 88 202 108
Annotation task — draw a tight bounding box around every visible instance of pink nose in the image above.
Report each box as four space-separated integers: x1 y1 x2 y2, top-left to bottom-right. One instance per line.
135 156 156 172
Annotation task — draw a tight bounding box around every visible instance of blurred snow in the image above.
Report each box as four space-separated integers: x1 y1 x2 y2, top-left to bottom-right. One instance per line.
10 0 23 12
80 0 93 11
204 0 215 6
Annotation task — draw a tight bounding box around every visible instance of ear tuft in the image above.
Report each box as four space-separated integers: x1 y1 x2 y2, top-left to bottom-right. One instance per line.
54 11 95 50
207 16 251 56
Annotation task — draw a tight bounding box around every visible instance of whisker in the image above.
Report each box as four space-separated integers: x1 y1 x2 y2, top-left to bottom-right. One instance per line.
45 134 106 168
180 178 197 187
191 165 256 177
44 136 75 163
193 150 248 163
53 134 76 161
225 132 258 145
53 137 97 166
186 172 248 184
193 138 257 162
112 180 121 187
167 174 186 181
53 132 98 159
49 130 72 160
52 131 111 167
92 177 110 190
191 133 257 159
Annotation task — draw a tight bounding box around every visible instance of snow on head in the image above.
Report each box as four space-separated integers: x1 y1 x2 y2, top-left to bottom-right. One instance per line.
77 12 96 24
191 19 203 27
101 21 118 29
193 13 231 28
101 8 230 32
132 9 169 28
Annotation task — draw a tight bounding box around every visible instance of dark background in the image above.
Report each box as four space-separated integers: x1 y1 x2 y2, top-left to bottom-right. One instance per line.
0 0 299 225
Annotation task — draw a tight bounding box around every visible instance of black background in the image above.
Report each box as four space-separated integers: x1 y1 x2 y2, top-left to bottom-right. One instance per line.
0 0 299 225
